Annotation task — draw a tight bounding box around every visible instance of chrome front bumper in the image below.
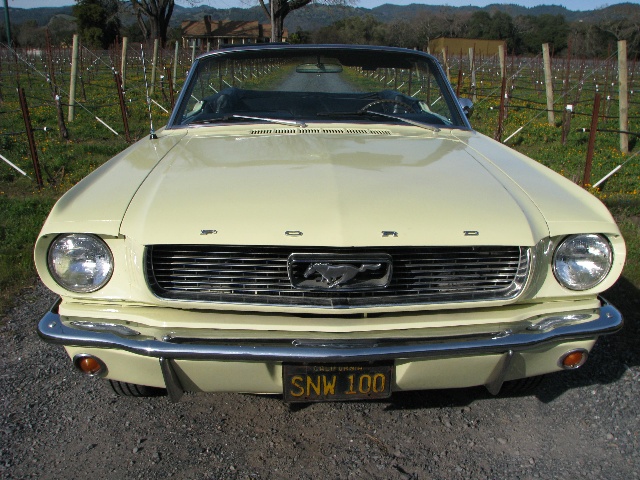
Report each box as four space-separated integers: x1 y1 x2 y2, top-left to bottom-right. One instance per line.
38 298 623 401
39 298 622 362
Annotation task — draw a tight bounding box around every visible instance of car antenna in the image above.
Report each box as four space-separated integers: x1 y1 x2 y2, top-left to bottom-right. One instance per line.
140 44 157 140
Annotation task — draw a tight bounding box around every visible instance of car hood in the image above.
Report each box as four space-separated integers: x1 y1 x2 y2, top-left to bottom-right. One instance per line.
457 131 618 237
39 131 186 237
119 128 552 247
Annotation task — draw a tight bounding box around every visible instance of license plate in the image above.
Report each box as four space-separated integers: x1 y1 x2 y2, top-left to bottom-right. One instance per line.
283 363 393 403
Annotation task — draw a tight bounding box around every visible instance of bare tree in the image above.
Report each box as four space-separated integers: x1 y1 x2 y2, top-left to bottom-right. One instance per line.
258 0 355 42
130 0 200 46
596 4 640 54
130 0 173 46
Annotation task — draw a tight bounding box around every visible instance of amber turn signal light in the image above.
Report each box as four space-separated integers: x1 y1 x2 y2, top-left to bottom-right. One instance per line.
559 349 588 369
73 354 107 376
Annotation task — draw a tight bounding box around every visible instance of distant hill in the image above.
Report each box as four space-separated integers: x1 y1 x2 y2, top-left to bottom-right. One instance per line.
4 2 639 33
2 7 74 26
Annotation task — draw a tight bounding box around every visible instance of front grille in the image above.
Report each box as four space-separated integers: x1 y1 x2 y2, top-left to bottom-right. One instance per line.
145 245 530 308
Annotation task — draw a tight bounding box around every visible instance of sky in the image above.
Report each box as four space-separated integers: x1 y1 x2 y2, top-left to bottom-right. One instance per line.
5 0 633 11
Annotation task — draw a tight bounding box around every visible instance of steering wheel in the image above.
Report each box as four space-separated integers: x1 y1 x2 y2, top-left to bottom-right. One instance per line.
359 99 417 114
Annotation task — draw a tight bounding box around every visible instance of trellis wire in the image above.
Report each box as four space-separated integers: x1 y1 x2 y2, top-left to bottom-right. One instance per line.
2 42 120 136
500 50 620 144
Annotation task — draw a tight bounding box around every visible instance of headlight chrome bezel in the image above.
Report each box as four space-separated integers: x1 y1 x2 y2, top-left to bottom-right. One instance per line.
47 233 114 293
552 234 613 291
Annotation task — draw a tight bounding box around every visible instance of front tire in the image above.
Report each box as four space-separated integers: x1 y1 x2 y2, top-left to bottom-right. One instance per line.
109 380 167 397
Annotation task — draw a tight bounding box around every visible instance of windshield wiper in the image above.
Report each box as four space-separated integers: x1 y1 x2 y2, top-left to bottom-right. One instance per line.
230 115 307 128
317 110 440 132
188 115 307 128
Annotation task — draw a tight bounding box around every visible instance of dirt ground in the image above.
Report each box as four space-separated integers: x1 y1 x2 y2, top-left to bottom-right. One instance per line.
1 280 639 479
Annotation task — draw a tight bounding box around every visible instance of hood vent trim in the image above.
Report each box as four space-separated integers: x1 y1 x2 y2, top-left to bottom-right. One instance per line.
250 128 393 136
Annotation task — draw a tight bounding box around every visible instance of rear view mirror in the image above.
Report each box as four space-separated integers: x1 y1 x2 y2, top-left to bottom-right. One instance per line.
296 63 343 74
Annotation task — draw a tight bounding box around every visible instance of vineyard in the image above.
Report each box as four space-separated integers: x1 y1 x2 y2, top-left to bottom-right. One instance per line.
0 40 638 313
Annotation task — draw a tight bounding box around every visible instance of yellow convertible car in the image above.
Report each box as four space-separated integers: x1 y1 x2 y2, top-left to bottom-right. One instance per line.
36 44 625 402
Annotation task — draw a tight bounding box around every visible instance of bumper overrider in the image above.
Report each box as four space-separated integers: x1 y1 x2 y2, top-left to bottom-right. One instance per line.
38 298 623 402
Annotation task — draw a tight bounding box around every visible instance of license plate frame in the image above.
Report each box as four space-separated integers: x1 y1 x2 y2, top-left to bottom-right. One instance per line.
282 362 393 403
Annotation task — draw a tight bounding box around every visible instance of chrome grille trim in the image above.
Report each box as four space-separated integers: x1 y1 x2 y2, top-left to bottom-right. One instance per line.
145 245 530 308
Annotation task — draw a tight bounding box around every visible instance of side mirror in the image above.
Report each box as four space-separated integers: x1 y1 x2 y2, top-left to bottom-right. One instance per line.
458 98 474 118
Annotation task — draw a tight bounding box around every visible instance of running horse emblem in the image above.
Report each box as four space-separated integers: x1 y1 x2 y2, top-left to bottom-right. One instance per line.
304 263 383 288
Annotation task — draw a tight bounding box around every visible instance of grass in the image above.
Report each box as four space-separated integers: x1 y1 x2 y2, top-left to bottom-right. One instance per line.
0 49 638 315
0 50 172 314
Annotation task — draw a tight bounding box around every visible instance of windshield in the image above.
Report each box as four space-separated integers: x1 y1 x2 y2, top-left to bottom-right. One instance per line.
170 45 467 129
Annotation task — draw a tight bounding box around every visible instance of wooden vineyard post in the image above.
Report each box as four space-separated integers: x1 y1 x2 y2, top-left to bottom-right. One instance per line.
542 43 555 125
457 49 463 96
45 30 68 140
442 47 450 82
583 94 601 187
492 43 508 142
618 40 629 154
469 47 476 103
17 87 43 188
601 45 612 122
79 44 87 102
121 36 128 91
114 71 131 143
150 38 159 96
173 41 179 91
561 40 572 145
494 74 507 142
535 56 542 96
68 34 79 122
167 67 175 110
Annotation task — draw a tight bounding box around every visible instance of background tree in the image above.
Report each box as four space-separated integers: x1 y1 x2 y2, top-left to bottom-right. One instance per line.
288 27 311 44
48 15 78 46
467 11 518 51
467 11 492 39
130 0 202 46
120 21 147 43
15 20 44 48
130 0 173 46
312 15 383 44
73 0 120 49
259 0 355 42
436 8 471 38
596 4 640 56
518 14 569 54
410 11 446 50
384 19 420 48
569 21 614 58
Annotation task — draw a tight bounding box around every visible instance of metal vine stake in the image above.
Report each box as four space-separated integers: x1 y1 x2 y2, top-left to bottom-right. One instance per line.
141 43 157 140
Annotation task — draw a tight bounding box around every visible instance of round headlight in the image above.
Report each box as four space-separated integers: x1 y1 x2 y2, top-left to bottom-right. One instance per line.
553 234 612 291
47 234 113 293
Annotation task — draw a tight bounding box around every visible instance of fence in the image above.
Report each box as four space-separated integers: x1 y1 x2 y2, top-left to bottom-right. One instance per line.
0 38 638 195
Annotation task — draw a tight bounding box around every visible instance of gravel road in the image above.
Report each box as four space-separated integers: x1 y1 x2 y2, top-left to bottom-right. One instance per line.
1 279 639 480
